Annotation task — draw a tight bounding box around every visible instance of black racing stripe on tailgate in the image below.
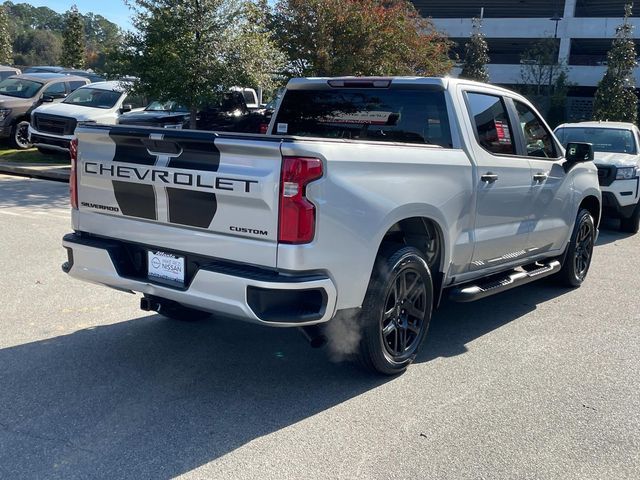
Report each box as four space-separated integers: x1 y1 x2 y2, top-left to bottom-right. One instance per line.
166 139 220 172
109 131 157 165
164 137 220 227
108 130 157 219
166 188 217 228
112 181 157 220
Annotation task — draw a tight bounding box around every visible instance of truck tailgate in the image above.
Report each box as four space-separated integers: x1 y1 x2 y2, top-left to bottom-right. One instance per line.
74 125 282 267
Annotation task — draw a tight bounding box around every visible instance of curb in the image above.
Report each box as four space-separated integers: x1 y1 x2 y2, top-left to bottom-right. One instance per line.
0 164 70 183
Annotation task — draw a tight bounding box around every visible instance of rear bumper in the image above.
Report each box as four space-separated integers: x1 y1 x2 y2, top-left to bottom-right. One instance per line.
62 233 337 327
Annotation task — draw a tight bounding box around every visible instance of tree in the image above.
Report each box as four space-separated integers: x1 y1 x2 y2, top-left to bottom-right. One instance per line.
593 3 638 123
271 0 452 77
0 4 12 65
61 5 86 69
115 0 284 129
459 17 489 82
13 30 62 66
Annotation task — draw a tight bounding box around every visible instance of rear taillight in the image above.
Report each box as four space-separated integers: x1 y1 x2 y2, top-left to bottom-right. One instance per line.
69 137 78 209
278 156 323 244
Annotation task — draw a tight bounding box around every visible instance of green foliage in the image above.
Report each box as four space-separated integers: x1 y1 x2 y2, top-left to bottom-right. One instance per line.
520 37 566 97
271 0 453 77
593 3 638 123
114 0 285 128
0 5 12 65
2 1 121 70
459 18 489 82
61 5 86 69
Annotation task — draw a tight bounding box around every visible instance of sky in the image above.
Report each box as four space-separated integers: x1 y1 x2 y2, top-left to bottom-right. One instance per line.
15 1 132 29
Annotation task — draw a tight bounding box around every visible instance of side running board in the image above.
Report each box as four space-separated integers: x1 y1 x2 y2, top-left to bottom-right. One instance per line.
449 260 561 303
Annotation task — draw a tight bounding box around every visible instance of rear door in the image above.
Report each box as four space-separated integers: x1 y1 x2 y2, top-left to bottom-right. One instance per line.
75 126 283 267
461 89 534 271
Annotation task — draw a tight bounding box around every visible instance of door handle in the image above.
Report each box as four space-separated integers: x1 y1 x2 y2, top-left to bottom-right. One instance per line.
481 172 498 183
533 172 549 182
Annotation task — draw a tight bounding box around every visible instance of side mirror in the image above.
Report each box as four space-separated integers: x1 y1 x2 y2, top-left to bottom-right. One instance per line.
565 142 594 163
42 95 54 103
121 104 132 113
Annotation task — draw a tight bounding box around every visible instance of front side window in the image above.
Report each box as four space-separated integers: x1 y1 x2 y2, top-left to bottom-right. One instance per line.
274 88 453 147
0 78 43 98
43 81 66 97
62 87 123 109
514 101 558 158
555 127 637 154
466 92 515 155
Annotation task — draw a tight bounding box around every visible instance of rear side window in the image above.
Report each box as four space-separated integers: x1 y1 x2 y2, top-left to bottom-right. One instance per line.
466 92 515 155
274 88 452 147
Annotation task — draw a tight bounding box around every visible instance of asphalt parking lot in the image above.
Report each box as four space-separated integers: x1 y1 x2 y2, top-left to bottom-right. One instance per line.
0 174 639 479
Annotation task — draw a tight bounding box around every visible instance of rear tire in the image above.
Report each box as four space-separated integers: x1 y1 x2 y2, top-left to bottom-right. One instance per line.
11 120 31 150
620 202 640 234
357 245 433 375
556 209 596 287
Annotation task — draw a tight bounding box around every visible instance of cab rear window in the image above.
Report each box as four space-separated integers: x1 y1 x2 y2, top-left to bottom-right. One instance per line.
274 88 452 148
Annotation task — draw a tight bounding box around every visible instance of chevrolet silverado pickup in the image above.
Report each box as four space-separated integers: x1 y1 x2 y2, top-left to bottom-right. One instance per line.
62 77 601 375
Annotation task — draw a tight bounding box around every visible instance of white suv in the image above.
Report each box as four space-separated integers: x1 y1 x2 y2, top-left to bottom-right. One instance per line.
555 121 640 233
29 81 145 153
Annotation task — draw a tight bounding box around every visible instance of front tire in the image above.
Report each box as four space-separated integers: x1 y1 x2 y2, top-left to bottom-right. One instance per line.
557 209 596 287
11 120 32 150
620 202 640 234
357 245 433 375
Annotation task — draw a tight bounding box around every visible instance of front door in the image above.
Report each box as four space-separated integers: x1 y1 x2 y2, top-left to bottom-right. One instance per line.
511 99 572 254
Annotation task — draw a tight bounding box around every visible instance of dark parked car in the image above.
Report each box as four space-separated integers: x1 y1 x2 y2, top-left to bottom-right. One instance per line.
118 91 271 133
0 73 89 149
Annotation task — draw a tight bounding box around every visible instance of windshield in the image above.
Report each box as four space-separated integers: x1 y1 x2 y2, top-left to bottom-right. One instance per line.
0 78 43 98
63 87 122 109
274 88 452 147
145 101 188 112
555 127 637 154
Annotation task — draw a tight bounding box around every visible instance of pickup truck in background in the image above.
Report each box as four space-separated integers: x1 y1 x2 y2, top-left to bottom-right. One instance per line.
117 88 269 133
62 77 601 375
555 121 640 233
29 80 146 153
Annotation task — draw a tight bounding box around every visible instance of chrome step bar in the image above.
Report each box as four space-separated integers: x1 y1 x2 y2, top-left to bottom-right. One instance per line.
449 260 561 303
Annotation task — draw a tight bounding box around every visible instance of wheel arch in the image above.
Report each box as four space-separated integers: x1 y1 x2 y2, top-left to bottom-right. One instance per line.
375 215 447 308
579 195 601 228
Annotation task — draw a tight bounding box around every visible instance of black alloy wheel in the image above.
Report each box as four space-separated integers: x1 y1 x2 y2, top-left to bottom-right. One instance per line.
573 218 594 282
380 267 428 360
557 209 595 287
356 245 433 375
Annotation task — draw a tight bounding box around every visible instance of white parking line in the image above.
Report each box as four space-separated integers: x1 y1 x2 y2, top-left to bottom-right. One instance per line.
0 210 20 216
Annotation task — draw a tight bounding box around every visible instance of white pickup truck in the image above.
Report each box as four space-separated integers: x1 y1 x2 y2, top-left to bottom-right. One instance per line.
62 77 601 374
